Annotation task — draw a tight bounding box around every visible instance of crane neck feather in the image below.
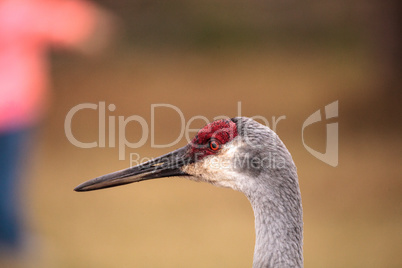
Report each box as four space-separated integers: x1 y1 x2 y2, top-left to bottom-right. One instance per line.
247 166 303 268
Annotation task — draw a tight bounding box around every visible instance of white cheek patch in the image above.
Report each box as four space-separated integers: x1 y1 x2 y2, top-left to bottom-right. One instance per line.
182 142 244 190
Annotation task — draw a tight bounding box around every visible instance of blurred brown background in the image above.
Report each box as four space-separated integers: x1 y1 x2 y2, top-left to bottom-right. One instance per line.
24 0 401 267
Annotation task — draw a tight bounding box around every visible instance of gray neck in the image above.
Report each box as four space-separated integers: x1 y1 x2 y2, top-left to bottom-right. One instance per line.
229 116 304 267
246 172 303 268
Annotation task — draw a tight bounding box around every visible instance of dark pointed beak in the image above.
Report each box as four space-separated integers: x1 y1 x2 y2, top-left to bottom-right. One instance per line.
74 146 192 192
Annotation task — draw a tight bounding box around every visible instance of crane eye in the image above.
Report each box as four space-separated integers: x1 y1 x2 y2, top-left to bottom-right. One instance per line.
209 140 220 151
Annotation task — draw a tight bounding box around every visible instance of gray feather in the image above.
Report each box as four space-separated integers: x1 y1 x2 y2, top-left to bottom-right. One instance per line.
231 117 303 268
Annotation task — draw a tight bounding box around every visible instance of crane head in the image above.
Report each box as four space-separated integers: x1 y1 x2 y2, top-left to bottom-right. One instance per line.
74 117 289 193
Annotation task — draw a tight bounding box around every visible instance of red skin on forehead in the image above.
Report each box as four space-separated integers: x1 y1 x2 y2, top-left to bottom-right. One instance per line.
189 119 238 160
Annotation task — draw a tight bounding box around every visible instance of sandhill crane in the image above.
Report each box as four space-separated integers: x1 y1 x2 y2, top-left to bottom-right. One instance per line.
75 117 303 268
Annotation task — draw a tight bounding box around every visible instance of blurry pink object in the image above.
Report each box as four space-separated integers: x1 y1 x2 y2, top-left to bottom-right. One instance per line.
0 0 97 132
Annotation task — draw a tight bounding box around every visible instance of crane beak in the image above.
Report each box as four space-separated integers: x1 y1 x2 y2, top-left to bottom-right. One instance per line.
74 146 191 192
